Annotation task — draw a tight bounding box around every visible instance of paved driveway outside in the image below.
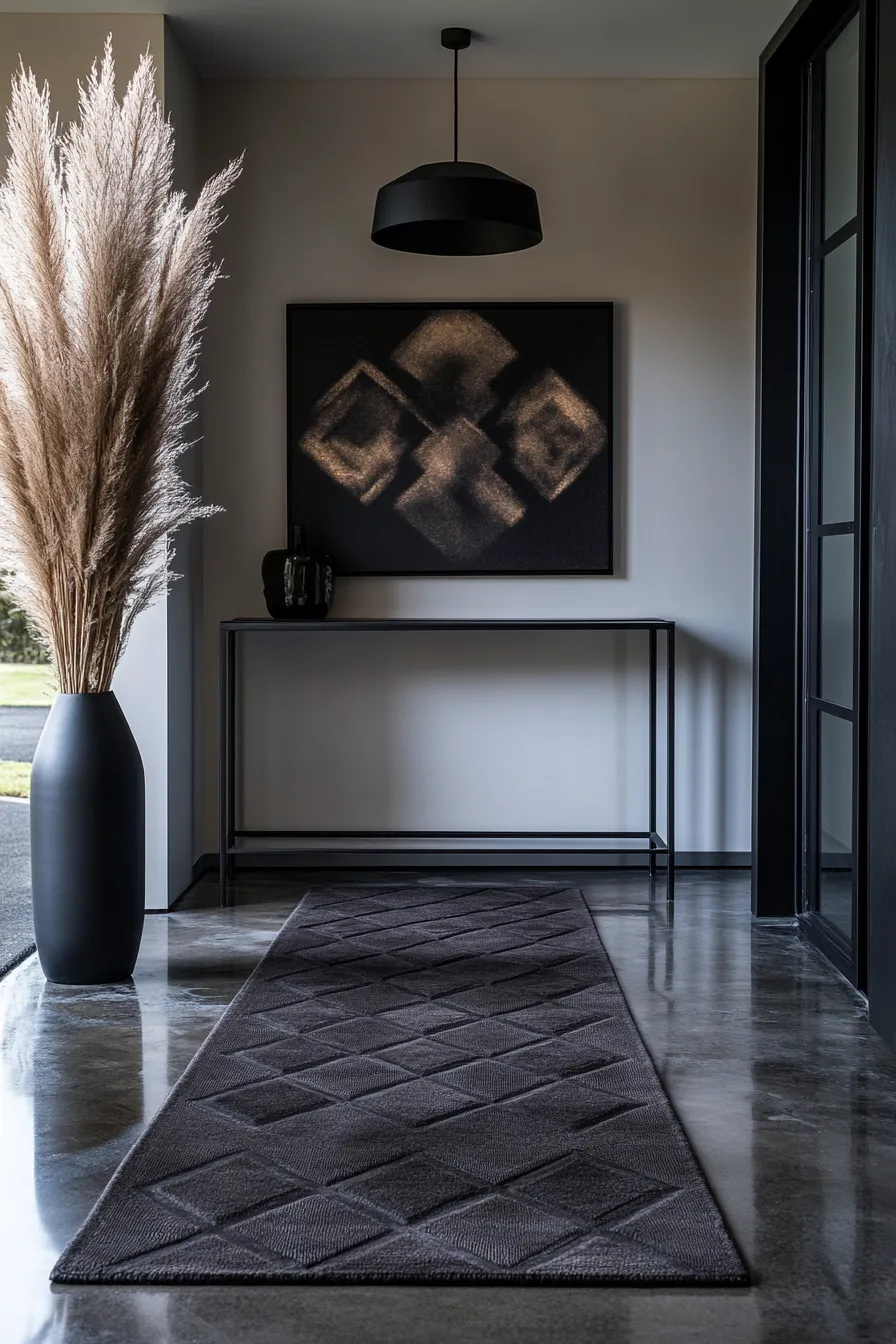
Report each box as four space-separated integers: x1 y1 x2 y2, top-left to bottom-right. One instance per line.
0 798 32 975
0 708 43 974
0 706 49 762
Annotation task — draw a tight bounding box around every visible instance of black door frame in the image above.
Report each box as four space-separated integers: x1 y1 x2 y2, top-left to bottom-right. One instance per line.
866 0 896 1050
801 7 867 986
755 0 896 1046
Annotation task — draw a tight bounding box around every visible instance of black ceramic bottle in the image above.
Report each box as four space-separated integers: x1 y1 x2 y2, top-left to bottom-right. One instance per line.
31 692 145 984
262 524 333 619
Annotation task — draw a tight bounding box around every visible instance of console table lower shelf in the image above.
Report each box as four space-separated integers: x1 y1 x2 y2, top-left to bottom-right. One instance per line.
219 619 675 906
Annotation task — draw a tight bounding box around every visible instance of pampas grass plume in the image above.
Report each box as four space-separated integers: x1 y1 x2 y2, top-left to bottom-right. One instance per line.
0 39 241 692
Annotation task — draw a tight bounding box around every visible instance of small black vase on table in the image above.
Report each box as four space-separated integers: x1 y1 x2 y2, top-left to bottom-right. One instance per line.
262 524 333 619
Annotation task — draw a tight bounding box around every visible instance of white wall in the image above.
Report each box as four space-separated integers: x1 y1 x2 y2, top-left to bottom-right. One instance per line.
199 77 758 855
163 21 202 898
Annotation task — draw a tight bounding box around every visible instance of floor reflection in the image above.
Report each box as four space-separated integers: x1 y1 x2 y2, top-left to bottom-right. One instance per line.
0 871 894 1343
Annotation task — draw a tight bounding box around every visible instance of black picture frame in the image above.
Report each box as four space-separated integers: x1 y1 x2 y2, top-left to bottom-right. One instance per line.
286 301 614 576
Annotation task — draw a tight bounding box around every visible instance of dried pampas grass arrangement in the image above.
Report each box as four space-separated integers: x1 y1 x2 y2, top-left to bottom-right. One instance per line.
0 39 241 693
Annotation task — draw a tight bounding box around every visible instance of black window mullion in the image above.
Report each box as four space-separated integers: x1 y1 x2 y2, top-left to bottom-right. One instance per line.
816 214 860 257
815 520 856 535
809 695 856 721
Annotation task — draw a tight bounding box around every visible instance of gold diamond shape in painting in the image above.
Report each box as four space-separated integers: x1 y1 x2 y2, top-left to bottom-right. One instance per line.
394 420 526 561
393 310 517 423
300 360 426 505
503 369 607 502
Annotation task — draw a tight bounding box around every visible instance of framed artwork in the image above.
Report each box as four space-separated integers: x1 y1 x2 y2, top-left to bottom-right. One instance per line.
286 302 614 575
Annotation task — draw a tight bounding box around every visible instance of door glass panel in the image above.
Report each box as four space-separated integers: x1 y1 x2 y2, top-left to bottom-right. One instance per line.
824 15 860 238
820 533 854 708
818 711 853 939
821 236 857 523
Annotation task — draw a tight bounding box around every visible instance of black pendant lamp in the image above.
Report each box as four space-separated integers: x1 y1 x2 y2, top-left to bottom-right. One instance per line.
371 27 542 256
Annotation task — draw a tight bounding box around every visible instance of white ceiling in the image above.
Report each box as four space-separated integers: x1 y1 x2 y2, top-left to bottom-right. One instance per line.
14 0 796 78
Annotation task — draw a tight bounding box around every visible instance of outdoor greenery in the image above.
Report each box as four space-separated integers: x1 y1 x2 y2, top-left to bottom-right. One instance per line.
0 583 48 664
0 760 31 798
0 663 55 707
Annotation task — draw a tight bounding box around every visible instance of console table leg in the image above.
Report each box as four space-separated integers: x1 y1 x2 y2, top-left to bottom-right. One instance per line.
667 625 676 904
649 628 657 889
219 627 234 909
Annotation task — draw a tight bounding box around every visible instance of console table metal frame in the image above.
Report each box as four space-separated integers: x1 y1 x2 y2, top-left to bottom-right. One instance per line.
219 619 675 907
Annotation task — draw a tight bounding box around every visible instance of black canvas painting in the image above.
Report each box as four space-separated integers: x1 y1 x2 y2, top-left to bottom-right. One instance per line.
286 302 614 575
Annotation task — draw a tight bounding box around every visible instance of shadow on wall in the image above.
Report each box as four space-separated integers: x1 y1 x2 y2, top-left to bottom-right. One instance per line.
676 628 749 856
233 626 749 852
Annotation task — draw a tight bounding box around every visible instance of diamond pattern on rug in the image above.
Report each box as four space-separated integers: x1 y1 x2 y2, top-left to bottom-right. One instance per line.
377 1037 475 1075
514 1154 677 1225
502 1034 623 1078
426 1108 572 1183
438 1060 542 1101
306 1016 416 1052
508 1080 639 1131
342 1157 483 1221
432 1018 542 1056
288 939 374 965
233 1195 389 1267
205 1077 329 1126
147 1153 307 1224
240 1037 342 1074
295 1056 412 1100
52 884 748 1287
380 1001 468 1034
360 1077 482 1126
261 1104 416 1185
504 1001 604 1035
324 982 423 1015
442 983 545 1016
255 1000 349 1034
423 1195 582 1268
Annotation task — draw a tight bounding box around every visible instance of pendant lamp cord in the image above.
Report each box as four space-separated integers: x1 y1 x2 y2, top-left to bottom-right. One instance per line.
453 47 459 162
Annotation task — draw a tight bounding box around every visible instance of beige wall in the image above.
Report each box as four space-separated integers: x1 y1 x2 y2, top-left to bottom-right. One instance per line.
0 15 164 117
196 77 759 854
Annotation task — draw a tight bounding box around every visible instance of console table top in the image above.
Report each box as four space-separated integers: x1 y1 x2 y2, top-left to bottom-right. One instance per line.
222 618 675 632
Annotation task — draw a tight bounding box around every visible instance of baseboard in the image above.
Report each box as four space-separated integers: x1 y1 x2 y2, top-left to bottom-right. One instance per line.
677 852 751 868
193 850 751 873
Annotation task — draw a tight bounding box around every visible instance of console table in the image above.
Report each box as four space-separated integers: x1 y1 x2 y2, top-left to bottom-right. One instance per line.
219 619 675 907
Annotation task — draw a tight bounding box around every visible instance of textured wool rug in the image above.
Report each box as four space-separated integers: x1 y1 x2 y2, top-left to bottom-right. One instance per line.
52 884 747 1285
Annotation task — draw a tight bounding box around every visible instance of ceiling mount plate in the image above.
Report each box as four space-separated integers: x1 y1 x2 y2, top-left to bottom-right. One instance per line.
441 27 472 50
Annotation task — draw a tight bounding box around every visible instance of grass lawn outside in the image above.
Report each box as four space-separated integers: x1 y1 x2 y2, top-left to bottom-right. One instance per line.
0 760 31 797
0 663 55 707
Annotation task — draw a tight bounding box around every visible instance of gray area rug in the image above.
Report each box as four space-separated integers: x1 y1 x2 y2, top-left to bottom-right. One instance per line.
52 884 747 1285
0 799 34 979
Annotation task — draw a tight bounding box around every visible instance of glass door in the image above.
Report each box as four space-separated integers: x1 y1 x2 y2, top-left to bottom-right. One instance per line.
803 11 866 982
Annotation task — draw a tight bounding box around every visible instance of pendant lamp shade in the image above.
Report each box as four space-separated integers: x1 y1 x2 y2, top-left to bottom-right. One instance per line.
372 161 542 255
371 29 542 256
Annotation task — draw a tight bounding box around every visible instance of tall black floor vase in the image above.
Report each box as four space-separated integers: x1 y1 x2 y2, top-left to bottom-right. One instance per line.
31 693 145 985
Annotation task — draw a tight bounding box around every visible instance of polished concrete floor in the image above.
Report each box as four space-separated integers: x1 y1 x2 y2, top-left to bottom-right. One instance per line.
1 869 895 1343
